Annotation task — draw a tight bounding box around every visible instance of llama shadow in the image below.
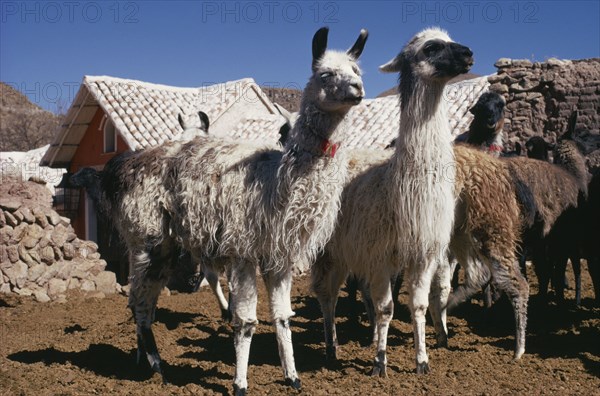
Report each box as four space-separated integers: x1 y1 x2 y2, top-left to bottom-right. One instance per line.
8 344 229 393
154 307 204 330
9 344 151 381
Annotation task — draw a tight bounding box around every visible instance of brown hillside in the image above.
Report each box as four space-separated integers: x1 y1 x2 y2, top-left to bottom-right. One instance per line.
0 82 63 152
261 86 302 113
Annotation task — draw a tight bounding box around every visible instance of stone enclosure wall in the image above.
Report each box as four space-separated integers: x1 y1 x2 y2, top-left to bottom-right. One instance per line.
489 58 600 172
0 181 120 302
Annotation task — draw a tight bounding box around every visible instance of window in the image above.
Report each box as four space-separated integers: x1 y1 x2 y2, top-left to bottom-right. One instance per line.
103 120 116 153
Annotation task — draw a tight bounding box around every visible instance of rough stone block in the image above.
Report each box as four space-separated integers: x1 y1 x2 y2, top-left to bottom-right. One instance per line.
51 224 69 246
32 207 49 228
93 271 117 294
5 211 18 227
0 198 21 212
2 261 28 287
47 278 67 297
28 263 46 283
46 210 62 226
34 290 51 303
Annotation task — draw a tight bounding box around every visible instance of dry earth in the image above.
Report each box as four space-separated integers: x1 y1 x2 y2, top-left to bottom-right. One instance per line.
1 264 599 396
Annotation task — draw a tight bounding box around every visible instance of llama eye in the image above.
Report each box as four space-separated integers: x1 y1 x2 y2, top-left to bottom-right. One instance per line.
423 42 444 56
320 72 334 81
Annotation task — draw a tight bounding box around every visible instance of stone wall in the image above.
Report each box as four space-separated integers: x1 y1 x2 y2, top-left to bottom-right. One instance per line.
489 58 600 172
0 185 120 302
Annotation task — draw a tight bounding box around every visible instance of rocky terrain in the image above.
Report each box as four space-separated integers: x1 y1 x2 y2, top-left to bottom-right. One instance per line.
0 267 598 395
0 178 119 303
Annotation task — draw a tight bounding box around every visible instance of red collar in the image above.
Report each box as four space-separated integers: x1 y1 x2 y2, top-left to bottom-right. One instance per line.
488 144 503 153
321 139 339 158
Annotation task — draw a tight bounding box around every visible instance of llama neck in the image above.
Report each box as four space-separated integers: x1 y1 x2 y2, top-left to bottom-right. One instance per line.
389 70 456 262
285 102 346 158
395 72 451 160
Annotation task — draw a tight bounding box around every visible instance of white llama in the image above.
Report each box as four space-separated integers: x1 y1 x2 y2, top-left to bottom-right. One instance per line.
312 27 473 375
128 27 368 395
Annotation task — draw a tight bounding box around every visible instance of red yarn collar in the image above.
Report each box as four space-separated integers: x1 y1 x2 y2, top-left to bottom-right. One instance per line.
488 144 503 153
321 139 339 158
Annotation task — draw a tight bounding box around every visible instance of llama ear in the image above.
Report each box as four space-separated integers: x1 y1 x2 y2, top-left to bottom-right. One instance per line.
312 27 329 70
565 110 577 139
198 111 210 132
379 54 403 73
178 113 185 129
347 29 368 60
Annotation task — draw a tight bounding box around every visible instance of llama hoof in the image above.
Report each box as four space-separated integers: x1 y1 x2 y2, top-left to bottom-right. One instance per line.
285 377 302 390
415 361 430 374
221 308 232 323
325 345 338 362
435 335 449 349
233 384 247 396
371 363 388 378
513 349 525 360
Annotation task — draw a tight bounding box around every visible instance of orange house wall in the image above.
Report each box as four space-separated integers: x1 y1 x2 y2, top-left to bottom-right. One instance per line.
70 108 130 238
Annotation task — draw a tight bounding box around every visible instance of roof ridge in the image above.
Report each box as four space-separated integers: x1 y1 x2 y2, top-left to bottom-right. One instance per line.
83 75 257 93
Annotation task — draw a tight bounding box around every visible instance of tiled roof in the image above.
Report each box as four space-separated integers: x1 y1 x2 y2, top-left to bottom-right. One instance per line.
228 114 286 143
41 76 279 167
340 76 491 149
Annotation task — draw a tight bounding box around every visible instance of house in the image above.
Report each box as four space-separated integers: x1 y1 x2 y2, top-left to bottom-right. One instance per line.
40 74 490 282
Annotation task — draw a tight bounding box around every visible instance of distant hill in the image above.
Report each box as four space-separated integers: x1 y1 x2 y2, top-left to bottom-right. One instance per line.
0 82 63 151
376 73 482 98
261 86 302 113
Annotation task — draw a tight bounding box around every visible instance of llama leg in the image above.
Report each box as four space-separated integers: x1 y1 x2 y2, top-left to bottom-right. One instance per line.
588 257 600 304
359 279 378 345
429 259 451 348
346 275 360 323
571 256 582 305
489 257 529 360
553 257 568 303
369 273 393 378
205 265 230 320
128 244 173 381
391 270 403 304
532 247 550 303
312 252 346 362
518 248 528 280
407 260 439 374
229 260 258 396
263 268 301 390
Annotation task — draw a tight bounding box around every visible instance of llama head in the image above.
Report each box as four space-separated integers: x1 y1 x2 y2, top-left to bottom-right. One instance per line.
307 27 368 113
70 167 99 189
525 136 553 161
470 92 505 131
379 27 473 82
178 111 210 139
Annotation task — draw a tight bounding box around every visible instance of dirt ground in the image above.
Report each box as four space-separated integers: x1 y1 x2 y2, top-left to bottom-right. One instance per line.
1 263 598 396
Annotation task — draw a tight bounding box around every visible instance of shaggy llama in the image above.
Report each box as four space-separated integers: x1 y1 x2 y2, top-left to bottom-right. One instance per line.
70 111 230 301
161 27 368 395
312 27 472 375
454 91 506 157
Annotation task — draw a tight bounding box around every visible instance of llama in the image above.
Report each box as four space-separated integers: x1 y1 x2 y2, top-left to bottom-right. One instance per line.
312 27 473 375
176 110 210 141
583 171 600 304
525 136 552 161
135 27 367 395
70 112 229 304
520 115 590 305
455 91 506 157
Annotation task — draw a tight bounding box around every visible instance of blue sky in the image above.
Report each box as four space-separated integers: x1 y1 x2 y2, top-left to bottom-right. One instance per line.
1 1 599 113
